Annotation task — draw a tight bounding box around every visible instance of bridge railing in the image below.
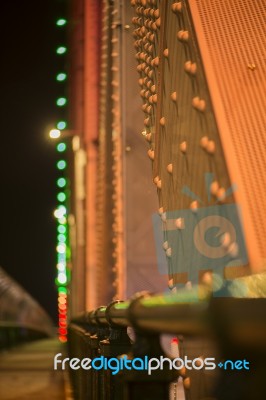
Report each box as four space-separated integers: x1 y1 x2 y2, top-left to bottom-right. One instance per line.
68 287 266 400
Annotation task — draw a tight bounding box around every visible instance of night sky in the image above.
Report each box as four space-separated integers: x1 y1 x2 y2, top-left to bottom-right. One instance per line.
0 1 64 322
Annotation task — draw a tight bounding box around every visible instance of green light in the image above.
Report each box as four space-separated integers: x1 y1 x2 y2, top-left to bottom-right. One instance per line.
57 121 67 130
57 160 67 170
57 192 66 202
57 142 67 152
56 46 67 55
58 286 67 294
56 73 67 82
56 19 67 27
56 97 67 107
58 225 67 234
57 178 66 188
58 234 67 243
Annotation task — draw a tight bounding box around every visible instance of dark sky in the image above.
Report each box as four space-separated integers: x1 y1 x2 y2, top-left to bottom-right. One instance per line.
0 1 64 322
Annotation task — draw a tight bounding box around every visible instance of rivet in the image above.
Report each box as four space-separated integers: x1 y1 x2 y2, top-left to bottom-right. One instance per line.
157 180 162 189
154 9 160 18
155 18 161 28
220 232 231 248
152 94 157 103
163 241 169 250
170 91 177 102
154 56 159 66
160 117 166 126
167 163 173 173
200 136 209 148
192 96 206 111
163 48 169 58
171 2 182 13
177 30 189 41
183 377 191 389
158 207 164 215
161 212 167 222
210 181 219 195
153 176 160 184
179 141 187 153
184 61 197 75
206 140 215 154
175 218 184 229
179 367 186 377
228 242 239 258
166 248 172 257
190 201 198 212
147 149 155 160
217 187 226 201
146 132 152 142
144 117 150 126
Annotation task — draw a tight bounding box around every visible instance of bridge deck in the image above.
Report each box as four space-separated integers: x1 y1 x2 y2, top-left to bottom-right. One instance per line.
0 338 70 400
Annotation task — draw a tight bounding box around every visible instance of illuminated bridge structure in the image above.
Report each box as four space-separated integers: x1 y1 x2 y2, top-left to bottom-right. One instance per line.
2 0 264 399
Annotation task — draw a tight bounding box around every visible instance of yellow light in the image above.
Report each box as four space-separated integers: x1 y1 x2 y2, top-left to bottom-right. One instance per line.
49 129 61 139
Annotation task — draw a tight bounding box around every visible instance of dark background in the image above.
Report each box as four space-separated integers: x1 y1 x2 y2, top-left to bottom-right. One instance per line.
0 1 65 322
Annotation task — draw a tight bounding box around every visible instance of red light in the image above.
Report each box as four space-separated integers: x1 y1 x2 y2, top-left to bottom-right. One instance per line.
59 321 67 328
59 335 68 343
58 328 67 336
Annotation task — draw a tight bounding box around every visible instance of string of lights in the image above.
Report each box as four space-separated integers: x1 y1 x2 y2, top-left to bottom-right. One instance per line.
51 14 70 343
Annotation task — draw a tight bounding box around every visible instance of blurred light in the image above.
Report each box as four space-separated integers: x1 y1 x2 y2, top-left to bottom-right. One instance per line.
56 97 67 107
57 262 66 272
58 296 67 305
49 129 61 139
57 244 66 254
58 272 67 284
57 160 67 170
56 46 67 55
59 336 67 343
56 73 67 82
58 303 67 311
54 206 66 219
58 217 67 225
56 19 67 27
58 234 67 243
58 286 67 294
57 178 66 188
58 225 66 234
57 142 67 152
57 253 66 264
58 327 67 336
57 192 66 202
57 121 67 130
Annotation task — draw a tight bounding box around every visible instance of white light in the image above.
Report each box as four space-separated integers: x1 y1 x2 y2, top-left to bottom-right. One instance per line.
57 244 66 254
49 129 61 139
54 206 67 219
58 273 67 284
57 262 66 272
